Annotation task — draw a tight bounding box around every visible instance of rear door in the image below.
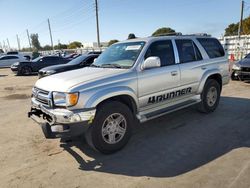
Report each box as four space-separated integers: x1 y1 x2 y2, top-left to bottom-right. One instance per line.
0 56 19 67
175 39 205 94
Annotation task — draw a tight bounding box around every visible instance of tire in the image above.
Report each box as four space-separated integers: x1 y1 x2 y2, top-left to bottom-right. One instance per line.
85 101 133 154
20 66 32 75
198 79 221 113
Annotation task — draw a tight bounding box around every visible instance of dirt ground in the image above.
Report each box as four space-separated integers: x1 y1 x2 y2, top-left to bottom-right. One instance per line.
0 68 250 188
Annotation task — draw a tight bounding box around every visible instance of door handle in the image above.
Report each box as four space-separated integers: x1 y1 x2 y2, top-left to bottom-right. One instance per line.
201 67 207 70
171 71 178 76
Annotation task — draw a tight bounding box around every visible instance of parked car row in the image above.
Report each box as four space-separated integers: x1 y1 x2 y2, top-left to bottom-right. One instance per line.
0 51 101 77
11 56 70 75
38 54 99 78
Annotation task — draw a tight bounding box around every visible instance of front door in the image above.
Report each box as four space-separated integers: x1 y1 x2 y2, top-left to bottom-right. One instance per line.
137 40 180 111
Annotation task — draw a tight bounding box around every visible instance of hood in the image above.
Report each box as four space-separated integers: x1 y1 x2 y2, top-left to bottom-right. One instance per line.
40 64 73 72
35 67 128 92
19 61 31 64
237 58 250 67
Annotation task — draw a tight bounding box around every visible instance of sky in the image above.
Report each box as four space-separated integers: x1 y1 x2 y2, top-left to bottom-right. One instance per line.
0 0 247 49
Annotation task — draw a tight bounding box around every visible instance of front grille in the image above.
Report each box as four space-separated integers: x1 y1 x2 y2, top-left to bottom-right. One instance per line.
242 67 250 72
32 87 51 107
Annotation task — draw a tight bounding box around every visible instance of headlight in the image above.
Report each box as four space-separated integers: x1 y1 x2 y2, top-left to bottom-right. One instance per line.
232 64 241 70
13 62 20 66
53 92 66 107
52 92 79 107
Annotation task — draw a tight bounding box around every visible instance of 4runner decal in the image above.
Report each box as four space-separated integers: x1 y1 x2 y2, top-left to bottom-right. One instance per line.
148 87 192 104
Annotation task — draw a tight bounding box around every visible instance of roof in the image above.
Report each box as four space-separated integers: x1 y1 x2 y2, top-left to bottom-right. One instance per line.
117 33 213 44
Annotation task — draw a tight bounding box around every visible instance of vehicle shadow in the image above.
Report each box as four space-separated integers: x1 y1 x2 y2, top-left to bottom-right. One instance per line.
60 96 250 177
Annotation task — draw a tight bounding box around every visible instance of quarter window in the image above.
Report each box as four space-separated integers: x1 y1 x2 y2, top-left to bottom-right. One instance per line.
197 38 225 58
145 40 175 66
176 39 202 63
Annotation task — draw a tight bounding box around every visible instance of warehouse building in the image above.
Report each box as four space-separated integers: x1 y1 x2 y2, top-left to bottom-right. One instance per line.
219 35 250 60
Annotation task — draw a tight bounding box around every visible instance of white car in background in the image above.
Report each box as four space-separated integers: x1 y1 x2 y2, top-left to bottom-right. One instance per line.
0 55 26 68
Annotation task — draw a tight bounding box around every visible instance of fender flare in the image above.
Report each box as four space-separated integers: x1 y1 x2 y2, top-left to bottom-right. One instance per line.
197 68 221 94
84 86 139 110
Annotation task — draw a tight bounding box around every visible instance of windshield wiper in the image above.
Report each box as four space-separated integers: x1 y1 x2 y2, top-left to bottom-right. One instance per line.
90 64 101 68
100 63 123 69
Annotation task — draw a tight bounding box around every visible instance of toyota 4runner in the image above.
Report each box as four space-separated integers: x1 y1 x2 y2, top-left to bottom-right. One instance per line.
28 34 230 154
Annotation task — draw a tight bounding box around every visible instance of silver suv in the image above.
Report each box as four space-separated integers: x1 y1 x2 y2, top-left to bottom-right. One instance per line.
28 34 230 154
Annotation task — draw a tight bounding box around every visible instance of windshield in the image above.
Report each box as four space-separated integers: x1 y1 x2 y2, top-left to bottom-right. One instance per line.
245 54 250 59
92 41 145 68
32 57 42 62
67 55 88 65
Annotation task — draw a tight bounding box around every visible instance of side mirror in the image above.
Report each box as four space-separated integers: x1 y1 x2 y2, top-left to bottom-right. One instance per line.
142 56 161 70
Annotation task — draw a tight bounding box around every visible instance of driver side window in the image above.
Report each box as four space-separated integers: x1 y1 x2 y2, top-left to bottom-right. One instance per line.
144 40 175 67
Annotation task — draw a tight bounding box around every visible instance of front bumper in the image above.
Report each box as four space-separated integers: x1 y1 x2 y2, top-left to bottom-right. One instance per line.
10 66 18 72
233 70 250 80
28 98 96 138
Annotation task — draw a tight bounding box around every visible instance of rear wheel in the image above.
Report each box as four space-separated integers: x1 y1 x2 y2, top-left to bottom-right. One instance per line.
85 101 133 154
198 79 221 113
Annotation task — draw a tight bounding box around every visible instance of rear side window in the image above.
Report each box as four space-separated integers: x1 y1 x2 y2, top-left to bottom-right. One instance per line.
176 39 202 63
197 38 225 58
145 40 175 66
1 56 18 60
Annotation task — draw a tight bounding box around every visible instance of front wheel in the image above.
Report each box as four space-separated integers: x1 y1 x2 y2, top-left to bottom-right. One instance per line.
85 101 133 154
20 66 32 75
198 79 221 113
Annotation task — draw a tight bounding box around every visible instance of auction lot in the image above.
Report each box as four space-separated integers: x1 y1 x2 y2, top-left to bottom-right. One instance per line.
0 68 250 188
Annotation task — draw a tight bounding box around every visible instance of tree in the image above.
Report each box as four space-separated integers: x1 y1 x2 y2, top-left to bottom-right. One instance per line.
68 41 82 49
108 39 119 46
30 33 41 50
54 43 68 50
127 33 136 39
225 16 250 36
42 45 52 51
152 27 176 36
225 23 239 36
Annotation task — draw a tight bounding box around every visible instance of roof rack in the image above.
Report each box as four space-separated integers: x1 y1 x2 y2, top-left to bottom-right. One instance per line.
186 33 211 36
153 32 183 37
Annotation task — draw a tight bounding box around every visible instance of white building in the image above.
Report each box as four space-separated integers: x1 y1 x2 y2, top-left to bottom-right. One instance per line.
219 35 250 60
82 42 109 48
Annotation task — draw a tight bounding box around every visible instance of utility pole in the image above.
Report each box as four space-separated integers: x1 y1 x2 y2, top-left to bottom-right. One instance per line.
3 40 6 51
47 18 54 51
26 29 32 50
238 0 245 60
94 0 101 48
58 39 60 50
238 0 244 40
16 34 21 51
6 38 10 51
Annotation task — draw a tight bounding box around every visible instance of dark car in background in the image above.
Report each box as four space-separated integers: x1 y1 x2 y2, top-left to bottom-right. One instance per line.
38 54 99 78
231 53 250 80
11 56 70 75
